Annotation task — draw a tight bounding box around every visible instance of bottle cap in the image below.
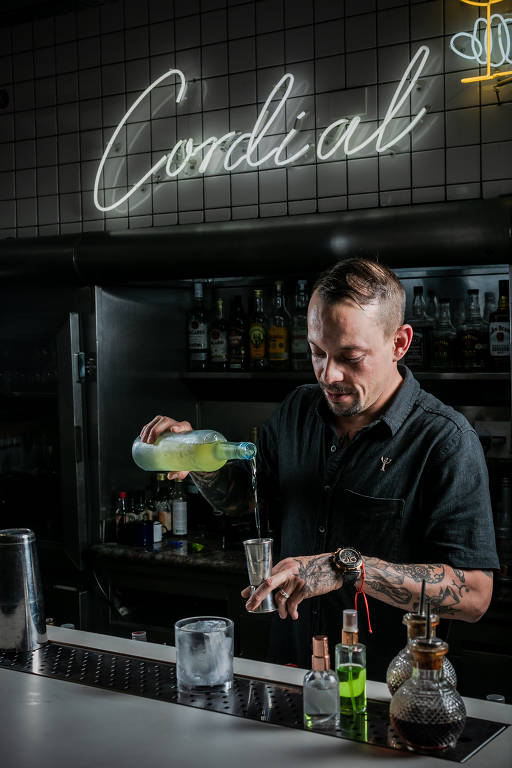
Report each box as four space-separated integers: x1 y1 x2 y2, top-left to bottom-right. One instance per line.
194 282 204 299
343 608 358 632
486 694 506 703
119 491 127 498
311 635 330 671
131 630 148 641
156 473 166 481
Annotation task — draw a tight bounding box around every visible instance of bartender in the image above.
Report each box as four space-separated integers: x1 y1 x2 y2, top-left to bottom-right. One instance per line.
140 258 499 680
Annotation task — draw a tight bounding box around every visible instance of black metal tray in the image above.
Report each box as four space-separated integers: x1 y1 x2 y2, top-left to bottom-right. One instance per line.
0 642 506 762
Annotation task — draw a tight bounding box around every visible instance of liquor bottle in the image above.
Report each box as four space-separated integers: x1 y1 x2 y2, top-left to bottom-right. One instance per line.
483 292 497 322
209 298 228 371
173 479 188 535
457 289 488 370
489 280 510 371
303 635 339 728
426 290 439 323
188 282 209 371
430 299 457 371
268 280 290 371
405 286 434 371
228 295 248 370
335 609 367 715
386 611 456 695
249 289 268 370
115 491 128 539
132 429 257 472
291 279 310 371
154 473 173 531
390 604 466 751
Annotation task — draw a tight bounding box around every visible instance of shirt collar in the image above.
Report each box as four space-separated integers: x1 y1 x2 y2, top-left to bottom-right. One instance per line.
379 365 420 436
314 365 419 438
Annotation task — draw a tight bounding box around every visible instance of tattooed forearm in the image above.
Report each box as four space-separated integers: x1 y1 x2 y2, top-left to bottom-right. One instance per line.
365 580 411 605
362 558 490 622
190 464 252 516
293 555 342 599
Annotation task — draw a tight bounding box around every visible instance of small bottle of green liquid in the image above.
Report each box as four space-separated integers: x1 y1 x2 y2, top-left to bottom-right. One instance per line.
335 608 367 715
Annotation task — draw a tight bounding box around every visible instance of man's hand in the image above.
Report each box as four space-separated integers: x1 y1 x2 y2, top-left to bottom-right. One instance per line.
241 553 342 619
139 415 193 481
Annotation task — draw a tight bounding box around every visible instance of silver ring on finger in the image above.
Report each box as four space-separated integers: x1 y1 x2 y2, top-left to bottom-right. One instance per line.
278 588 290 600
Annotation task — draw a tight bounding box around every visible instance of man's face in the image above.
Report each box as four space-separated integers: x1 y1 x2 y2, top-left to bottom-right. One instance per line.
308 292 398 419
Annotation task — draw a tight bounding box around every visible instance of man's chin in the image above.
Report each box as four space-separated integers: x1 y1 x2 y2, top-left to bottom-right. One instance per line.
323 392 362 417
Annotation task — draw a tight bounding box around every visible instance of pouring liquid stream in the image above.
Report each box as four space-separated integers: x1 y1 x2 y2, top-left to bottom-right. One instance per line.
250 457 261 539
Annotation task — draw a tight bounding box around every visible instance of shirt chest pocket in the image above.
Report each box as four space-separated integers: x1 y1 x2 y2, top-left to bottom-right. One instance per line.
331 488 405 561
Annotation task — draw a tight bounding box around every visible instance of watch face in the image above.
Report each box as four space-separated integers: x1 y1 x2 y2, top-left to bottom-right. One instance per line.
340 548 360 568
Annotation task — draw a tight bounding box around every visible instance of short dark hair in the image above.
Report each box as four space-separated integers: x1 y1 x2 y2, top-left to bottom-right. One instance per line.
312 258 405 338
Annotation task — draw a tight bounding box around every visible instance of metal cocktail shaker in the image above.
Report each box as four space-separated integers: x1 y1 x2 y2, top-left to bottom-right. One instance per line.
243 538 277 613
0 529 47 652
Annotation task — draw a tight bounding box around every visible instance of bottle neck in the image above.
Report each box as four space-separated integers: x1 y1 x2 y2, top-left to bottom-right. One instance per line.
498 295 509 311
412 666 444 682
342 629 359 645
273 293 284 312
466 294 481 321
254 295 264 314
214 441 257 462
295 292 307 311
412 293 426 316
438 303 453 328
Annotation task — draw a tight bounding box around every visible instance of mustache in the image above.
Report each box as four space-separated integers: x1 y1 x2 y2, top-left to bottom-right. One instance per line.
320 383 356 395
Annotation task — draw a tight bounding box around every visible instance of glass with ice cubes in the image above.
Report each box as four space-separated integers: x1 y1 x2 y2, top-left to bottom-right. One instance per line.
175 616 234 693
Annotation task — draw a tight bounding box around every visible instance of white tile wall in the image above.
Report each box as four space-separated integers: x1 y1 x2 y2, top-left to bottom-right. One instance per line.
0 0 511 237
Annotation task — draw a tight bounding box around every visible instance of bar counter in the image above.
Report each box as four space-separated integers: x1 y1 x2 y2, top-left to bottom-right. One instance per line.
1 626 510 768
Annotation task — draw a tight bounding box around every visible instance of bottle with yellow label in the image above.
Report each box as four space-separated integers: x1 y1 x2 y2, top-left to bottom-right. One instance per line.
249 288 268 369
268 280 290 371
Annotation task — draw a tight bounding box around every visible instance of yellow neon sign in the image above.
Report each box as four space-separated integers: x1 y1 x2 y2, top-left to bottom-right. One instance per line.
450 0 512 83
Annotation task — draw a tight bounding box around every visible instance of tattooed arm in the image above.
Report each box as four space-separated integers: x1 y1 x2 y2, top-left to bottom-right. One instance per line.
139 415 252 516
361 559 492 622
243 554 493 622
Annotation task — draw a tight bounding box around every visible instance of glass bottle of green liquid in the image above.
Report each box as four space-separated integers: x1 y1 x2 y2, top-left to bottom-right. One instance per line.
335 608 367 715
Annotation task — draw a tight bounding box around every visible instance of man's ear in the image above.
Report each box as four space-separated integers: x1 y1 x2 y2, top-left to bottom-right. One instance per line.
393 324 413 361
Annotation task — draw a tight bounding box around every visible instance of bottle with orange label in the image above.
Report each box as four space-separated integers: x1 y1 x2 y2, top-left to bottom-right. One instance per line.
249 288 268 369
268 280 290 370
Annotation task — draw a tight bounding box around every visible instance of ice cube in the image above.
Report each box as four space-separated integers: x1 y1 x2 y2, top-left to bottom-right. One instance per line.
184 619 226 633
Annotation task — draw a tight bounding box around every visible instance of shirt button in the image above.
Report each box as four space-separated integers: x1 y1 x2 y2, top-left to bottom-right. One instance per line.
330 444 337 453
324 484 331 493
318 525 326 534
312 608 319 616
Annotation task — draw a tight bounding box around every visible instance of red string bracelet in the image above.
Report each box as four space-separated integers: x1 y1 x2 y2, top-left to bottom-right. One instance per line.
354 559 373 634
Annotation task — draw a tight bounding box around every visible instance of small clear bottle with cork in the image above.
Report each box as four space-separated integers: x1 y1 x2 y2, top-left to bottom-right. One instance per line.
390 600 466 752
386 580 456 695
303 635 338 728
335 608 367 715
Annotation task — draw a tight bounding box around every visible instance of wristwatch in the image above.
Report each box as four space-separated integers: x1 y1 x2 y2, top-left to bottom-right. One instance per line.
331 546 363 586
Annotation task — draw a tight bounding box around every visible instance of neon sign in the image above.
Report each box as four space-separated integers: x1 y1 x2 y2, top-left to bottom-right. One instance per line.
450 0 512 83
94 46 430 213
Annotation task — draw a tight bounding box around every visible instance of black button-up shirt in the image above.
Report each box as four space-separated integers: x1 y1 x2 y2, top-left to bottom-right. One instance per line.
257 366 499 679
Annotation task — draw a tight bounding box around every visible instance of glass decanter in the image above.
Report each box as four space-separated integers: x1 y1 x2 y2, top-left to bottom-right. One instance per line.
386 610 457 695
390 636 466 751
